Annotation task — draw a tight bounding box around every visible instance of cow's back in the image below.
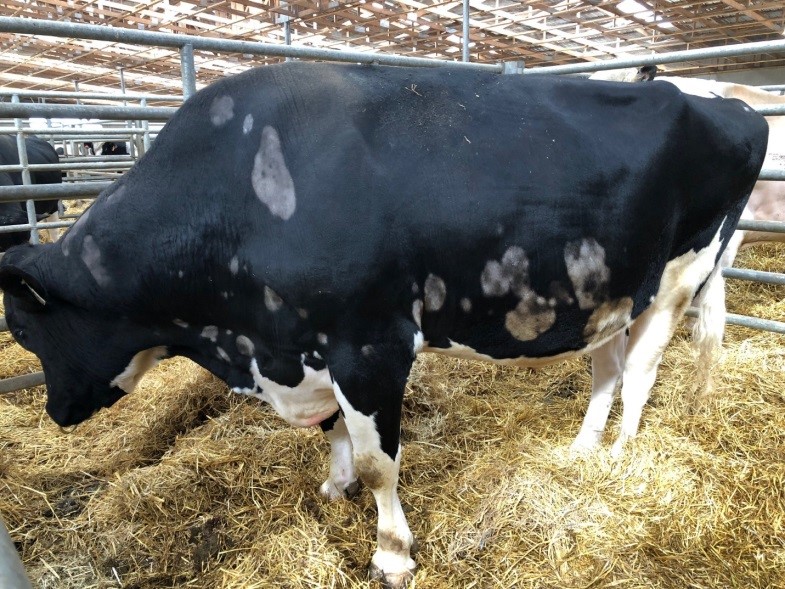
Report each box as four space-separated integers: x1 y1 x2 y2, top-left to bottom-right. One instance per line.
67 64 767 358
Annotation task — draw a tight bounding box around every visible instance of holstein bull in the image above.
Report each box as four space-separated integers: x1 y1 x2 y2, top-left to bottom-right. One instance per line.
0 135 62 250
0 63 767 587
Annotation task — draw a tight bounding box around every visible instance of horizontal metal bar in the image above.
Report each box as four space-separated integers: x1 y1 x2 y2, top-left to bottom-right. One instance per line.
722 267 785 285
0 372 46 394
0 162 133 173
0 103 176 121
0 89 182 102
684 307 785 335
757 169 785 181
532 38 785 75
0 220 75 234
758 85 785 91
0 17 502 73
0 182 110 202
753 104 785 116
0 127 160 136
736 219 785 233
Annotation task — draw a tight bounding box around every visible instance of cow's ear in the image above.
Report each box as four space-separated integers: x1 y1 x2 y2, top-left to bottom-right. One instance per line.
636 65 659 82
0 248 49 308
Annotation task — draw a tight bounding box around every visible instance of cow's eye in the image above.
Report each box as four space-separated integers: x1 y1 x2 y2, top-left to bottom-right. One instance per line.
13 329 25 342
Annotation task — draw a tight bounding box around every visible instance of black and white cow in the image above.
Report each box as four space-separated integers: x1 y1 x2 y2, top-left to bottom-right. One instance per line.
99 141 129 156
0 63 767 587
0 135 62 250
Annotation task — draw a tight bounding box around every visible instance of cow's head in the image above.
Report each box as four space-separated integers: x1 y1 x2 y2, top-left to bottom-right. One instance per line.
0 244 159 426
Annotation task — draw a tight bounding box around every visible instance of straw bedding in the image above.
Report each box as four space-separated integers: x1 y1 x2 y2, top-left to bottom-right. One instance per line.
0 244 783 589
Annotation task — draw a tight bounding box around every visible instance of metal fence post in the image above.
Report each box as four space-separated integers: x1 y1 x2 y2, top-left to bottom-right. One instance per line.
180 43 197 100
462 0 470 63
12 94 38 244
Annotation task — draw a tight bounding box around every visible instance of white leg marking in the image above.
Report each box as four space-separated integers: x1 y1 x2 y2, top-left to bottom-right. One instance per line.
320 414 359 501
332 383 415 581
572 331 626 453
610 218 728 458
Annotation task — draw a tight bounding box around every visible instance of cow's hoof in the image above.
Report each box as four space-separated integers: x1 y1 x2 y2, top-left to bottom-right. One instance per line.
610 434 630 459
569 431 602 455
368 563 414 589
319 478 361 501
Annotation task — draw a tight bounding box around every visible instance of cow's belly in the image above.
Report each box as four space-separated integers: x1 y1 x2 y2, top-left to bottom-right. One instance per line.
421 338 601 368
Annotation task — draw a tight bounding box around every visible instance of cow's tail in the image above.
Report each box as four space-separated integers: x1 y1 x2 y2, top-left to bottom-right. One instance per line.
691 260 725 400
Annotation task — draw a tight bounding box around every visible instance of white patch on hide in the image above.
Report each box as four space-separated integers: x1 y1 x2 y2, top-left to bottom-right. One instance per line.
236 335 255 356
242 113 254 135
216 347 231 363
252 126 296 220
201 326 218 342
424 273 446 312
264 286 283 312
564 238 610 310
210 95 234 126
80 235 111 286
250 359 338 428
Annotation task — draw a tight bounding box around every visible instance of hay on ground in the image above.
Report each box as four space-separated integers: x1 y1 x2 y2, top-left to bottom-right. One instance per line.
0 244 783 589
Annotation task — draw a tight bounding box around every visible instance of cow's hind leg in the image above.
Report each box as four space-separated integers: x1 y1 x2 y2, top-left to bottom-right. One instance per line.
319 411 360 500
327 320 419 588
571 330 627 453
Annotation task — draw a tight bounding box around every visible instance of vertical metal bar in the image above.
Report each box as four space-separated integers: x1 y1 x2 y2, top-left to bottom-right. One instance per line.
141 98 151 154
12 95 38 245
284 20 292 62
462 0 470 63
118 66 137 161
180 43 197 100
73 80 81 105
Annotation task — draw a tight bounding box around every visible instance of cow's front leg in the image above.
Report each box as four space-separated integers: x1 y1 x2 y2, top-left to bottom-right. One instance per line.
328 327 417 588
319 411 360 500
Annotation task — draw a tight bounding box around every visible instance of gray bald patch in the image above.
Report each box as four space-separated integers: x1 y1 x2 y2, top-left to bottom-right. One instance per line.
481 246 529 297
460 298 472 313
424 274 446 312
243 114 254 135
564 238 610 310
80 235 111 286
62 207 91 257
297 308 309 319
229 256 239 275
173 319 189 328
412 299 423 328
264 286 283 312
216 347 231 363
317 333 328 346
201 326 219 342
252 126 296 220
236 335 255 356
361 344 374 357
210 95 234 126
